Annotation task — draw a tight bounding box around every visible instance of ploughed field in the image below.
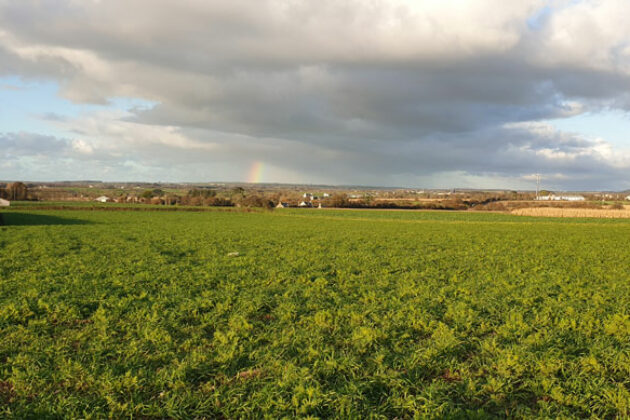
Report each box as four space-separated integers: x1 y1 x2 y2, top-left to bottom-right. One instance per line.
1 208 630 418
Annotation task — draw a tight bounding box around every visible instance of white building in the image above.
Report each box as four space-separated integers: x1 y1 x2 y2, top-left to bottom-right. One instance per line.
94 196 111 203
536 195 585 201
0 198 10 207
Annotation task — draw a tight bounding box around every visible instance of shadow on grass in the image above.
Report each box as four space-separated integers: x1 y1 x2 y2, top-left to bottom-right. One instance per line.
0 212 93 226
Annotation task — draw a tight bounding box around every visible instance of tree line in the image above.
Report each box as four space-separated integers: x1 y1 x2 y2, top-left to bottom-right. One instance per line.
0 182 28 201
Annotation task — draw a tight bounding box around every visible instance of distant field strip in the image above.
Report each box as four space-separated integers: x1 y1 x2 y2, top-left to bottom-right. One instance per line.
513 207 630 218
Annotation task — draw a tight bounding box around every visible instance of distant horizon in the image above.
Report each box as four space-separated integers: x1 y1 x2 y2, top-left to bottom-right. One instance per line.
3 179 629 194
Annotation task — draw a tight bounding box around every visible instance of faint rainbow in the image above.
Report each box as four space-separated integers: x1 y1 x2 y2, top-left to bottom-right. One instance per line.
247 161 264 183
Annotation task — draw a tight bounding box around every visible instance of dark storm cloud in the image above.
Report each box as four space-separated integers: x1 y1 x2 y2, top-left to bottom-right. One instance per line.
0 132 69 155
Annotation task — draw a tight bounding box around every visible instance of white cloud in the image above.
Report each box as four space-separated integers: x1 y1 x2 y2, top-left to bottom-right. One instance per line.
71 139 94 155
536 0 630 72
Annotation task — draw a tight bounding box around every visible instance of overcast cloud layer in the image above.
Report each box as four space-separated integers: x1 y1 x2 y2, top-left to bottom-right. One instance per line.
1 0 630 189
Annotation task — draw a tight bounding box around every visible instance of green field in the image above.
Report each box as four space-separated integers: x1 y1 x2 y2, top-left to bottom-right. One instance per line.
1 208 630 418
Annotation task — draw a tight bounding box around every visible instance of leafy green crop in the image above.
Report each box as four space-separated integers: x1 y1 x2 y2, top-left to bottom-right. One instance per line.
1 209 629 418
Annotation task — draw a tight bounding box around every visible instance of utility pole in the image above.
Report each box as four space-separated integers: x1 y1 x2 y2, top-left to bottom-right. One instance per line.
535 174 541 200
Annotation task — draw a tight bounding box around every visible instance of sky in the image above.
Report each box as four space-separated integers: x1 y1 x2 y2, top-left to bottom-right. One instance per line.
1 0 630 190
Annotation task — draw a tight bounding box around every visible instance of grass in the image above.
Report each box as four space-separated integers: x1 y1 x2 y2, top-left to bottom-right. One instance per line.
6 201 163 208
1 208 630 418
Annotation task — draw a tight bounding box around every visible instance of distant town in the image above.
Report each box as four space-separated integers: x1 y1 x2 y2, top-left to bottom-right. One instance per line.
2 180 630 212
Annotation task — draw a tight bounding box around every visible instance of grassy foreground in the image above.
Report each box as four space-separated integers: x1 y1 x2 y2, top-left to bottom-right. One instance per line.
1 208 630 418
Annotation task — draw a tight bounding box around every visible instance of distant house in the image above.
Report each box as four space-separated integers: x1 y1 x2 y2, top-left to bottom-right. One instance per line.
322 193 330 198
625 195 630 201
0 198 10 207
276 202 289 208
94 196 111 203
298 201 312 207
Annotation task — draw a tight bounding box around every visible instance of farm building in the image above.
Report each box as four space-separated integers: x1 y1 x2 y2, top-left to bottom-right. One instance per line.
298 201 313 207
0 198 10 207
536 195 585 201
276 202 289 208
94 196 111 203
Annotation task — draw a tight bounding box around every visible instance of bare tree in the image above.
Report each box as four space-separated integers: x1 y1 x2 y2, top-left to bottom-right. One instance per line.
7 182 28 200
